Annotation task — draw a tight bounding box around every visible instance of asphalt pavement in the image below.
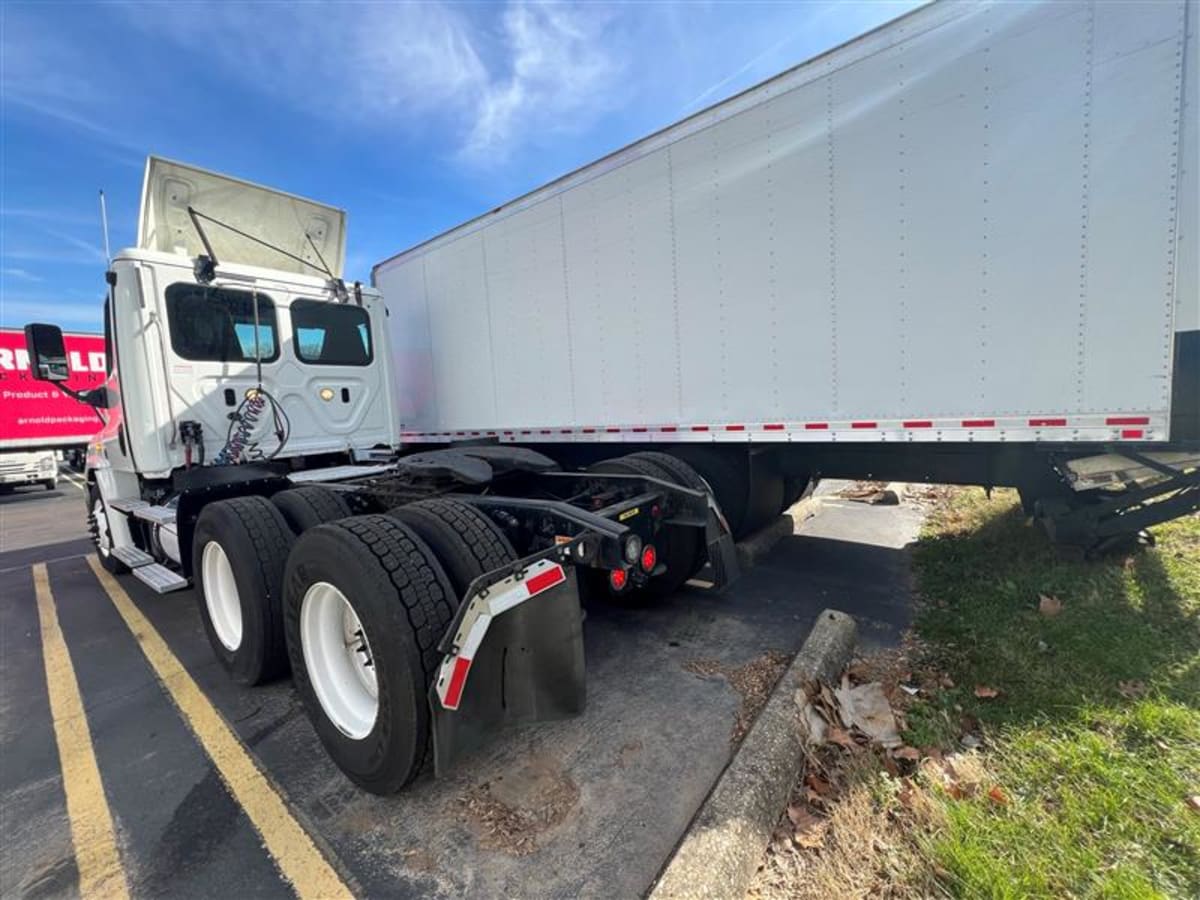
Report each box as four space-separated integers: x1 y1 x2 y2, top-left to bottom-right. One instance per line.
0 476 922 899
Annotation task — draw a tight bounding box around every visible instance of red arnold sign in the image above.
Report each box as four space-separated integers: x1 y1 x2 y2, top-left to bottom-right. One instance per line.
0 328 107 447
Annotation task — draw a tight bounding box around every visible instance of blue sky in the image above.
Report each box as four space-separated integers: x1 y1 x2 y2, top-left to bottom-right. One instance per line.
2 0 919 333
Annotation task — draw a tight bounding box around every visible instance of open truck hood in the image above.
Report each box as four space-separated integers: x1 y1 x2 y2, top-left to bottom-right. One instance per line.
138 156 346 278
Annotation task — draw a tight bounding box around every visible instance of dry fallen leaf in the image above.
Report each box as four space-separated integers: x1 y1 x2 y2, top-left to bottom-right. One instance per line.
786 805 826 848
826 725 858 750
804 773 833 796
1038 593 1064 617
987 785 1009 805
974 685 1001 699
1186 795 1200 813
892 746 921 762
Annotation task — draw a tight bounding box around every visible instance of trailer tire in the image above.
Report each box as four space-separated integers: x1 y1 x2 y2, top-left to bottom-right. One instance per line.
272 486 353 534
668 446 751 538
626 451 709 581
744 463 786 535
193 496 295 686
781 474 810 512
283 515 456 794
387 499 517 597
589 455 700 601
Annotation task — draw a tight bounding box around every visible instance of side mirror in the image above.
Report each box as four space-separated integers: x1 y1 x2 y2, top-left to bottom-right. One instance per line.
24 323 70 382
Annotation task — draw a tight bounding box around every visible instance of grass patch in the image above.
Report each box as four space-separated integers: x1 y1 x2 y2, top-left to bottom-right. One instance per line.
908 490 1199 898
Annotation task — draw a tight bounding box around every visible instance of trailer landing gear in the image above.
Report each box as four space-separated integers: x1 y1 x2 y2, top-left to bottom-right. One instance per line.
1032 451 1199 558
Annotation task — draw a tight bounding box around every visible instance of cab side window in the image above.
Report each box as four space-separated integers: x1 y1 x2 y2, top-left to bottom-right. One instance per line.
291 299 372 366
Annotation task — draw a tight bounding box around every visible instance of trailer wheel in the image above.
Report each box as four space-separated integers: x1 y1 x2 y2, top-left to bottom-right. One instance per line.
589 454 700 601
781 474 810 512
626 451 709 582
386 499 516 597
668 446 751 538
744 462 786 535
88 486 127 574
272 486 353 534
283 515 456 794
192 496 295 685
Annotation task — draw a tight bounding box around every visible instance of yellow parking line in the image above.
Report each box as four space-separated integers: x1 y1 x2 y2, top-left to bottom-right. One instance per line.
33 563 130 900
85 556 354 900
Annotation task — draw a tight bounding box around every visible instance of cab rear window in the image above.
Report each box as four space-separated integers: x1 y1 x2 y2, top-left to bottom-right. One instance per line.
164 284 278 362
291 299 372 366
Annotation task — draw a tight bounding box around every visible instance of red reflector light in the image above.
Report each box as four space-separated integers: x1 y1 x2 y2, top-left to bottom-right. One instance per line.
1121 429 1144 439
641 545 657 572
609 568 628 591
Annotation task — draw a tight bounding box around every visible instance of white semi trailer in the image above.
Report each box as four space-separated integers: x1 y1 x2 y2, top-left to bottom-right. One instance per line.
378 0 1199 548
24 0 1198 794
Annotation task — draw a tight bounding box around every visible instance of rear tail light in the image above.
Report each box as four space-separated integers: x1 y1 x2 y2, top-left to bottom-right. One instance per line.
640 544 657 573
609 568 628 591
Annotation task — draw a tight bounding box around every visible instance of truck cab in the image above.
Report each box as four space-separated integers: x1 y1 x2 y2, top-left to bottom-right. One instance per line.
28 157 399 586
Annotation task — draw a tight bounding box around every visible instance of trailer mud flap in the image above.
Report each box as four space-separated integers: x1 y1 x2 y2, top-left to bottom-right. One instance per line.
429 560 585 775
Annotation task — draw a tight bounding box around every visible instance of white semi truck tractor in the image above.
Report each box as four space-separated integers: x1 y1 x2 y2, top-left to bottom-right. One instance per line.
24 0 1198 794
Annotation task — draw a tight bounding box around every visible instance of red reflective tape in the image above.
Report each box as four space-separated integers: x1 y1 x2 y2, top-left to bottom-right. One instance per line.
725 424 745 432
903 420 933 429
503 430 514 436
560 429 573 434
1121 429 1144 439
763 423 785 431
659 426 677 433
520 430 532 435
1107 416 1150 426
805 422 829 430
487 431 496 436
851 421 877 429
1029 418 1066 427
632 426 648 433
443 656 472 710
540 429 552 435
606 427 621 433
962 419 995 428
524 565 567 597
582 427 596 434
691 425 710 432
471 431 481 436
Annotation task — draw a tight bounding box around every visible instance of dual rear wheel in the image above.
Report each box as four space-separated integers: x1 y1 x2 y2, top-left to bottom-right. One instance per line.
192 488 516 794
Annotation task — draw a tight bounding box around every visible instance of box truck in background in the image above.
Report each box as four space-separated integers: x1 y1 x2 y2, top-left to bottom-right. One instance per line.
0 328 106 488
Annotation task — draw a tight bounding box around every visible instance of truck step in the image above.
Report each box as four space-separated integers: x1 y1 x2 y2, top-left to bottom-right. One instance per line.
132 563 189 594
108 498 149 514
132 505 177 525
111 545 155 568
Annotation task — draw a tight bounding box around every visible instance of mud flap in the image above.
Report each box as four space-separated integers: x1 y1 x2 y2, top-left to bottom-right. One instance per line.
429 561 586 775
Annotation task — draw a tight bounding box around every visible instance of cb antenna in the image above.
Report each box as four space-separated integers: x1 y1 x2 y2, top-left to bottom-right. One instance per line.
98 190 112 263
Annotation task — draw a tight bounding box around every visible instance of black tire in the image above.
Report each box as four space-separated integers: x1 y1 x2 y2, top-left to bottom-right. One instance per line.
43 480 56 491
272 486 353 534
743 462 785 536
87 485 127 574
192 496 295 686
589 454 699 601
625 451 709 584
669 446 752 538
283 515 457 794
386 499 517 598
781 474 810 511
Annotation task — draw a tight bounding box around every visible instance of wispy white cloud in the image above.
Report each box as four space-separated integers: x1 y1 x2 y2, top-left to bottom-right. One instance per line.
1 268 43 282
0 297 103 331
460 3 621 162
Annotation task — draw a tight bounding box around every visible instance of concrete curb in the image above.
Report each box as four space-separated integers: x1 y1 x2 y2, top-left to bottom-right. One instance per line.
734 495 820 570
648 609 858 900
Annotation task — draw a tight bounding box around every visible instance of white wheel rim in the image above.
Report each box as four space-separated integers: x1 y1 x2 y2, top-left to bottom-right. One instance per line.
202 541 243 651
300 582 378 740
93 498 111 556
